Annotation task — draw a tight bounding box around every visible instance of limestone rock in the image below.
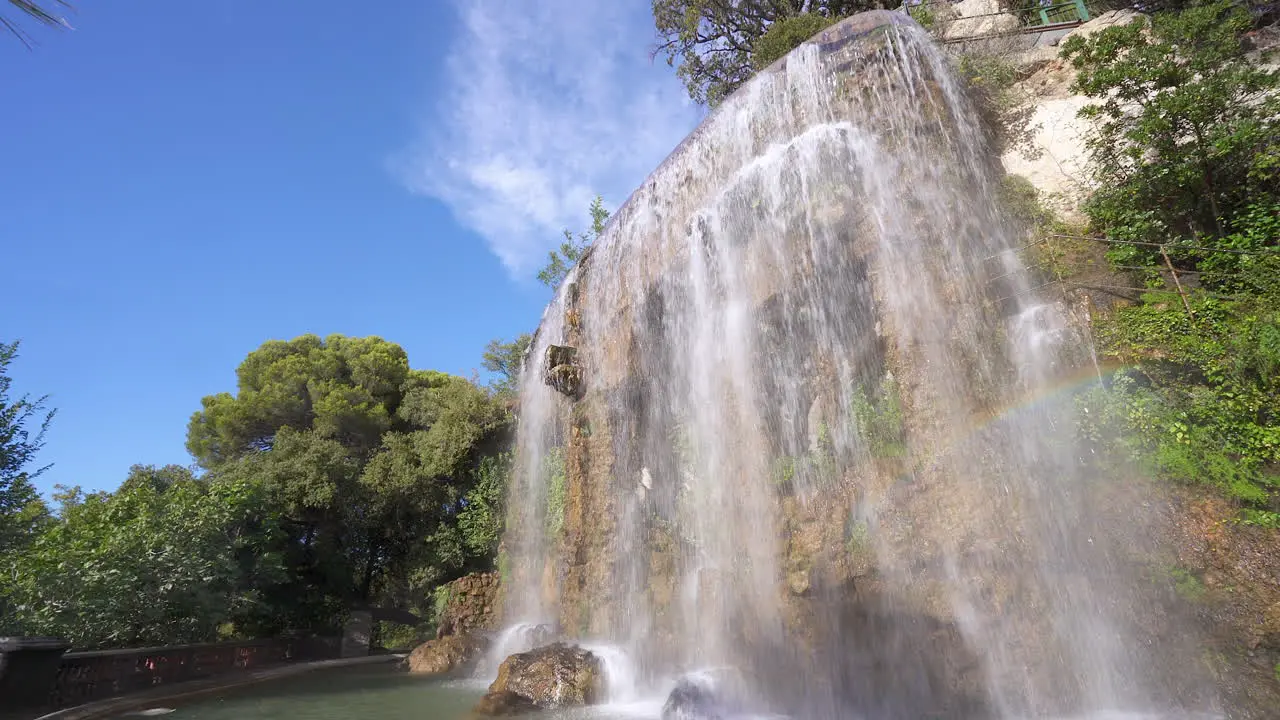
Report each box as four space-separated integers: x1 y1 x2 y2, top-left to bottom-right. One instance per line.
543 345 584 398
435 571 500 639
1260 601 1280 649
474 643 603 714
545 344 577 368
1000 9 1146 219
405 632 488 676
940 0 1020 41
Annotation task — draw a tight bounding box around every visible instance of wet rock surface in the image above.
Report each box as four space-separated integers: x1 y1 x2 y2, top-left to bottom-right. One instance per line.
405 631 488 676
472 690 538 716
543 345 583 398
474 643 603 714
661 678 725 720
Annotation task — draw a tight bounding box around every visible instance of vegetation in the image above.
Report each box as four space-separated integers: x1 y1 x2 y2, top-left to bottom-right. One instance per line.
1061 1 1279 274
750 13 841 70
4 467 291 648
0 341 53 558
1063 1 1279 523
537 195 609 289
652 0 877 106
482 334 532 396
850 374 906 459
0 334 514 648
543 447 567 539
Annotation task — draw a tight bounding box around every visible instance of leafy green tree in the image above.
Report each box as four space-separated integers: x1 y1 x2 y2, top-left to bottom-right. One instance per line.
3 468 290 648
652 0 873 106
1064 2 1280 522
482 334 532 395
537 195 610 288
457 451 511 561
187 334 512 617
1061 0 1279 279
3 0 72 47
0 341 53 556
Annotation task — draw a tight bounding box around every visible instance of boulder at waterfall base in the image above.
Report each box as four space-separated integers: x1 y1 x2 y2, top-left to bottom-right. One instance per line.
405 632 488 676
474 643 604 714
662 678 723 720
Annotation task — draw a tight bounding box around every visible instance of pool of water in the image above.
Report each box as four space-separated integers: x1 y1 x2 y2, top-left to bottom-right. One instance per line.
113 664 1209 720
113 666 486 720
114 665 666 720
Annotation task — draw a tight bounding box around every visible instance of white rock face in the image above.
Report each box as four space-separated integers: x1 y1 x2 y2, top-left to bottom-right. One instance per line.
998 10 1146 217
940 0 1021 41
1001 94 1094 219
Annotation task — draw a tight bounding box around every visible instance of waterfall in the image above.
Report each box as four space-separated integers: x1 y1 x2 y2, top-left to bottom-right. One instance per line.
501 10 1212 719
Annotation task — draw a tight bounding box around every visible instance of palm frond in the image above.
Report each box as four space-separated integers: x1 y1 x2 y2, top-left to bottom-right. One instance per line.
3 0 74 49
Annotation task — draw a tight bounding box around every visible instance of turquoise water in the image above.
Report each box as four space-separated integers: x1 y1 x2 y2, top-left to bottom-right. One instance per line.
119 665 665 720
120 667 488 720
110 665 1204 720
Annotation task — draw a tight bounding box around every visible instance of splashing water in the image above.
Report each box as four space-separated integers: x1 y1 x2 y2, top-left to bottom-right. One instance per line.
473 622 556 682
503 11 1216 719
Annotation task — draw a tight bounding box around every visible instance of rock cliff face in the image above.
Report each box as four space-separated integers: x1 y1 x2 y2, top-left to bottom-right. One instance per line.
435 571 500 639
405 632 488 676
498 9 1279 718
997 10 1144 219
405 571 500 677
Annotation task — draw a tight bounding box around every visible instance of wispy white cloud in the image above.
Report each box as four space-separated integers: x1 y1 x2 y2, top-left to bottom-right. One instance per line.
400 0 702 278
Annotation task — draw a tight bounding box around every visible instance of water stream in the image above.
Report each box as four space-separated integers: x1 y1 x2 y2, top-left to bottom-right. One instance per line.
499 10 1213 719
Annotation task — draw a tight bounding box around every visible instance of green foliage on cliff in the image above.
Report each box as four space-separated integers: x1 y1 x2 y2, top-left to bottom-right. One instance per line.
652 0 877 106
458 451 511 560
750 13 840 70
543 447 567 539
537 195 609 289
851 374 906 459
1066 2 1280 523
1061 1 1279 273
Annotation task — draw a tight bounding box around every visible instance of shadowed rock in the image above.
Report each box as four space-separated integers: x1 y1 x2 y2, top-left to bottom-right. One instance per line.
661 677 723 720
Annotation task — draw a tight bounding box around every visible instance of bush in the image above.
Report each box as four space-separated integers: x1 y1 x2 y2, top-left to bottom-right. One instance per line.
1063 1 1280 521
543 447 567 538
1061 1 1279 272
850 374 906 458
750 13 841 70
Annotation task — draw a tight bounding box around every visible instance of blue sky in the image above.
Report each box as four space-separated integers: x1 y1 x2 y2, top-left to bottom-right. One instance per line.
3 1 701 496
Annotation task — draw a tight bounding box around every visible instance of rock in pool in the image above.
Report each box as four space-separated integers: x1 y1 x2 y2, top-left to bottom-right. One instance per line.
473 642 604 715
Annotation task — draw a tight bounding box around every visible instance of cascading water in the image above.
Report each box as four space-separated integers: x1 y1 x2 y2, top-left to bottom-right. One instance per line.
500 11 1216 719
